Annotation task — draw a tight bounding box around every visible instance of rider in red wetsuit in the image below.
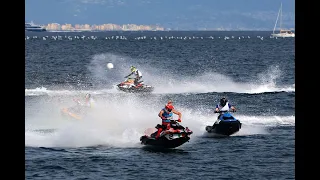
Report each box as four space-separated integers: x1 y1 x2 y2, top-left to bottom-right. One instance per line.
155 103 182 139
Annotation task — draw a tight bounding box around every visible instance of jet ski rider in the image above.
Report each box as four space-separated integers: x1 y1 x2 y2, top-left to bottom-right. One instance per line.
67 93 94 115
215 97 236 119
73 93 94 108
156 103 182 139
124 66 142 86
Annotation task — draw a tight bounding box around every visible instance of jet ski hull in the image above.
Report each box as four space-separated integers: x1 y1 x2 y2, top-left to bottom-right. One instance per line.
116 79 154 93
61 107 82 120
206 112 241 136
205 120 241 136
140 121 193 149
117 85 154 93
140 133 191 149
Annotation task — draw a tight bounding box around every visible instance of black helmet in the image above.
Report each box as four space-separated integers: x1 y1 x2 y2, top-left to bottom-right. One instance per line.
220 97 228 106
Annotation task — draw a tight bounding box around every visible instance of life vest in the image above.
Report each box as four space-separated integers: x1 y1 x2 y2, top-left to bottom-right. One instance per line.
134 70 142 77
219 102 230 111
162 108 173 123
83 99 94 108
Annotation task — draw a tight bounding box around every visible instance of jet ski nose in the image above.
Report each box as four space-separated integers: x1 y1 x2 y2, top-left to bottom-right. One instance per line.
185 127 192 133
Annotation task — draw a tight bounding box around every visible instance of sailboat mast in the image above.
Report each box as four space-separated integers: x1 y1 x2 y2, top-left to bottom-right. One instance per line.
280 2 282 30
273 3 281 34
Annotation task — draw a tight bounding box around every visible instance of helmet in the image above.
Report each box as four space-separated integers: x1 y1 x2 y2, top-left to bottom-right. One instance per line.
165 104 174 112
130 66 136 72
220 97 228 107
85 93 91 99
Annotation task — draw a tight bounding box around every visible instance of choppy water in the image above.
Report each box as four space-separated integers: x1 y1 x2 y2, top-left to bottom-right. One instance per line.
25 31 295 180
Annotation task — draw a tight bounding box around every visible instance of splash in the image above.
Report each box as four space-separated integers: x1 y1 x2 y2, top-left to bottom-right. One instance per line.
85 53 295 94
26 94 159 148
246 65 294 94
25 53 294 148
87 53 137 88
25 87 119 97
25 93 294 148
25 61 294 96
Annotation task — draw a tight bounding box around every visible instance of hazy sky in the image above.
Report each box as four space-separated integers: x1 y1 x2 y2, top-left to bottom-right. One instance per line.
25 0 295 30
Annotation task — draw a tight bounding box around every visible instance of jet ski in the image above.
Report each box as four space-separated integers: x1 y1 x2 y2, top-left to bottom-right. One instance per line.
140 120 193 149
116 78 154 93
60 105 89 120
205 110 241 136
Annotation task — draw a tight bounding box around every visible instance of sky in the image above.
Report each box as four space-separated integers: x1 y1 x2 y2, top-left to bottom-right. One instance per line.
25 0 295 30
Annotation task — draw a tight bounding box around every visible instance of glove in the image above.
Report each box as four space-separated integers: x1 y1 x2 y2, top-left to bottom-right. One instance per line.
161 116 167 120
178 119 182 122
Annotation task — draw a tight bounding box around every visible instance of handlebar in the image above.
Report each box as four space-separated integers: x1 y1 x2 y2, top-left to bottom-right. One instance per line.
214 110 236 113
171 119 180 122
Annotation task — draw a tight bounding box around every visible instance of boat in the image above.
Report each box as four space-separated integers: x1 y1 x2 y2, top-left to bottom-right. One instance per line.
140 120 193 149
205 111 241 136
271 3 295 38
116 78 154 93
25 21 46 32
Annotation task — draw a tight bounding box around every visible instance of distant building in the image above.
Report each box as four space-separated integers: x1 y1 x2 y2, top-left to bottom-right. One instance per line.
44 22 165 31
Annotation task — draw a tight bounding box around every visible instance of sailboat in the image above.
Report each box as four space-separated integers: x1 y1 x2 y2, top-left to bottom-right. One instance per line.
271 3 295 38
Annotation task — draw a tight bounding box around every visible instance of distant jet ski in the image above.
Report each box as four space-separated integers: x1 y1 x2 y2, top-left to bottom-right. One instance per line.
116 78 154 93
140 120 193 149
205 111 241 136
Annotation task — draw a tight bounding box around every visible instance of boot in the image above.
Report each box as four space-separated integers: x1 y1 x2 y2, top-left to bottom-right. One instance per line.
155 128 162 139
